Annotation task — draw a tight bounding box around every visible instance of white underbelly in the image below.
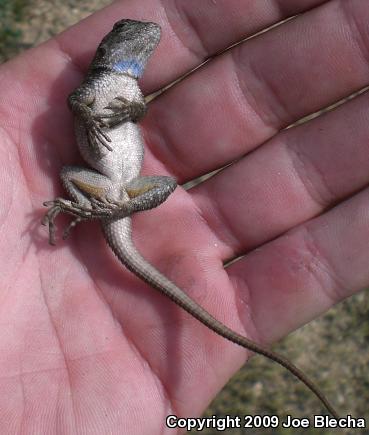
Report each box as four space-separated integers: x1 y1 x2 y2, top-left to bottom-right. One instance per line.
75 121 144 183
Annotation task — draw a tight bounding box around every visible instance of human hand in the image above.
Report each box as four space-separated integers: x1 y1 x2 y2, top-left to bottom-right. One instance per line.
0 1 368 432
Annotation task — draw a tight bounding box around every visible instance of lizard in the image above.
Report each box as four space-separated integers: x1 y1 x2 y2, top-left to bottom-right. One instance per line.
42 19 339 418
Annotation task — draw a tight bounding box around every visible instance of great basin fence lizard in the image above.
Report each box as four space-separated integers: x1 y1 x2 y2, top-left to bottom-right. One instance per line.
42 19 339 418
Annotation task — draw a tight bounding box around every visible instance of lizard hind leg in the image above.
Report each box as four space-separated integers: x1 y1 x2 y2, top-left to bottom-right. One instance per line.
43 166 115 244
60 165 113 206
125 175 177 213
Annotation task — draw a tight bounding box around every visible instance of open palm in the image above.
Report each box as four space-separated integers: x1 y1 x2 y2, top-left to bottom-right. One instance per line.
0 0 368 433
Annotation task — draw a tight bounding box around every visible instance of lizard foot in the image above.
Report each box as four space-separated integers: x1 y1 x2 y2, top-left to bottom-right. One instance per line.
68 96 113 153
98 97 133 127
42 198 94 244
87 116 113 153
42 197 131 244
97 97 146 127
89 197 131 218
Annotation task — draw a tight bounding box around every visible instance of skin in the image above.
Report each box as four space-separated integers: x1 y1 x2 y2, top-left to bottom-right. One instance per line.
0 0 368 433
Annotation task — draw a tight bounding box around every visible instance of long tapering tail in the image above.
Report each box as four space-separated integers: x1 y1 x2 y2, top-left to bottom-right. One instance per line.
102 217 339 418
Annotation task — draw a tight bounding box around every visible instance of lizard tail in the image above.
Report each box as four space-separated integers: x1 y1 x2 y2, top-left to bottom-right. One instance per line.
102 216 339 418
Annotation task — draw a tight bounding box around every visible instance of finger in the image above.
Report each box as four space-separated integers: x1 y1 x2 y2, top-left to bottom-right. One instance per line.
192 89 369 253
56 0 331 91
145 1 369 179
0 1 341 189
228 186 369 344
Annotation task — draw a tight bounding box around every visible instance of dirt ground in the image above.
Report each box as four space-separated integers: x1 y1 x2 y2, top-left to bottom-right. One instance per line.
9 0 111 52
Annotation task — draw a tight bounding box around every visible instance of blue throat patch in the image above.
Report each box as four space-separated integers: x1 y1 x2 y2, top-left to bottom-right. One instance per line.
113 59 144 77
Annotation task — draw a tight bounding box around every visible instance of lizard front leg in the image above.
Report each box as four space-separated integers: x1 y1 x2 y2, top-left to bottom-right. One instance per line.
68 87 146 153
98 96 147 128
68 89 113 153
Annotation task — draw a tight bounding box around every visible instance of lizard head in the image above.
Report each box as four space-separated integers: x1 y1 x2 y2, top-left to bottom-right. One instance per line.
89 19 161 79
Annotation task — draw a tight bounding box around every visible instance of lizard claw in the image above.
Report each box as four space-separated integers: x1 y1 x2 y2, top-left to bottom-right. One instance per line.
98 97 132 127
42 200 64 245
90 197 127 215
87 117 113 153
97 96 146 127
62 216 83 240
69 98 113 153
42 198 93 244
42 196 131 244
